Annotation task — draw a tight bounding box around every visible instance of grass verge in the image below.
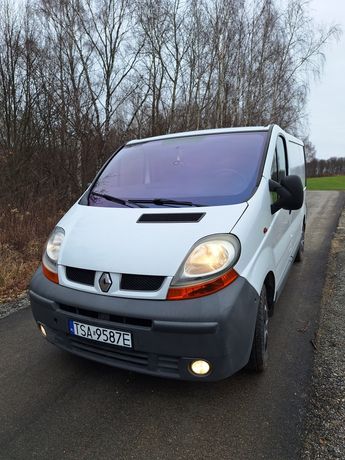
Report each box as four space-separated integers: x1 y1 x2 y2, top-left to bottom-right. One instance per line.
307 175 345 190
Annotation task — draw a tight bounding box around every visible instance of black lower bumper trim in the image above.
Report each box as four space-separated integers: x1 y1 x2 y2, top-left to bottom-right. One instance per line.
29 266 260 381
152 320 218 333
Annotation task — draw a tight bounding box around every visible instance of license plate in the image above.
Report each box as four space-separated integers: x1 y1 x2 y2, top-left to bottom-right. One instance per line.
68 320 132 348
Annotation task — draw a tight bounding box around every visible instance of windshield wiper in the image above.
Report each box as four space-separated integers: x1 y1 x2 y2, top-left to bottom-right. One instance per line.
90 193 203 208
129 198 204 207
90 191 146 208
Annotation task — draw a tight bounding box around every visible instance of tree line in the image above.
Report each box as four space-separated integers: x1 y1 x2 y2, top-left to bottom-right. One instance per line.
0 0 338 208
307 157 345 177
304 139 345 177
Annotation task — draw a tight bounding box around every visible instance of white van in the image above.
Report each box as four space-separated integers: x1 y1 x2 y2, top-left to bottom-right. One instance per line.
29 125 306 381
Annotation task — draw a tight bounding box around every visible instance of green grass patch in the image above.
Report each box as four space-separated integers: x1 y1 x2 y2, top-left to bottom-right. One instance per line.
307 175 345 190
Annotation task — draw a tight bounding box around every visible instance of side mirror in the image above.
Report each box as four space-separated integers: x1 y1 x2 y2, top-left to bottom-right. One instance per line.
269 175 304 214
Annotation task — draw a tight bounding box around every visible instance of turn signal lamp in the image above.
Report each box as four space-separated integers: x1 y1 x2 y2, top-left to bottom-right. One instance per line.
42 263 59 284
167 268 238 300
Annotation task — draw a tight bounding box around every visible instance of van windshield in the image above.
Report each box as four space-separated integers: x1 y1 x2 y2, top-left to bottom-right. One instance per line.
89 132 268 208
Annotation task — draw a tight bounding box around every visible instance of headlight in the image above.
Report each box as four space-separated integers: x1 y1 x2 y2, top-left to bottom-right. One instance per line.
42 227 65 283
167 234 240 300
184 240 237 278
172 234 240 286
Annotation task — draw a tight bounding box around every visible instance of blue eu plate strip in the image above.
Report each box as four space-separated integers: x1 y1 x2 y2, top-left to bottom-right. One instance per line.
68 320 75 335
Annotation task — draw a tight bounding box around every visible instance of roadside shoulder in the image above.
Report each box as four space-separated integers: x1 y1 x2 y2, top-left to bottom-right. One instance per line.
302 204 345 459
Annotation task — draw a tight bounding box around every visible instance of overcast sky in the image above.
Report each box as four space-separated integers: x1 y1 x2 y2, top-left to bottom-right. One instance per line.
307 0 345 159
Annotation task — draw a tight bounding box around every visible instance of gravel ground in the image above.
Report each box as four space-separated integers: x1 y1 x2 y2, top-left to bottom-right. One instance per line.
1 207 345 458
0 294 29 319
302 208 345 459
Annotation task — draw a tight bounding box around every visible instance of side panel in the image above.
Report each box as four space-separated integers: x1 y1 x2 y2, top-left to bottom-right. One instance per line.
233 126 305 299
232 176 278 296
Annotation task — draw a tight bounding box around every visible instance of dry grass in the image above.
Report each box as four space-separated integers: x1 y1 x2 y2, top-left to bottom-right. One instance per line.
0 201 66 302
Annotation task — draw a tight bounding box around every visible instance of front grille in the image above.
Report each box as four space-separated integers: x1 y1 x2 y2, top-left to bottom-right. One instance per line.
66 266 95 286
70 338 149 367
120 274 165 291
66 337 180 375
65 267 164 292
59 304 152 329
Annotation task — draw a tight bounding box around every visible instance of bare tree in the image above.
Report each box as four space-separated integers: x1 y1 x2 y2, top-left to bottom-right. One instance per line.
303 137 317 162
0 0 340 210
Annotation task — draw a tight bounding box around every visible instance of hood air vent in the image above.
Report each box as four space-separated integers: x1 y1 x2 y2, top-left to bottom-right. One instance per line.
137 213 205 223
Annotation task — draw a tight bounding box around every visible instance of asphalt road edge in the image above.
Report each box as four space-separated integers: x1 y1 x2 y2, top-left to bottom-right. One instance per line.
302 204 345 459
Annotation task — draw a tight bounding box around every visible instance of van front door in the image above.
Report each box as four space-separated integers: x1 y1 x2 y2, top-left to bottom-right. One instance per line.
270 136 292 289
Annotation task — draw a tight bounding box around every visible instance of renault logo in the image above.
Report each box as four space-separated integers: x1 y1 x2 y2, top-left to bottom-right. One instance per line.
99 272 112 292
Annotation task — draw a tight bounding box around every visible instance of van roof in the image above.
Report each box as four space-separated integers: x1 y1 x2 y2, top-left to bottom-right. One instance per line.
127 126 271 145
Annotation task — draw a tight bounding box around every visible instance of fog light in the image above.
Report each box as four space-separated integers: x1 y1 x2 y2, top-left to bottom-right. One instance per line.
190 359 211 376
38 323 47 337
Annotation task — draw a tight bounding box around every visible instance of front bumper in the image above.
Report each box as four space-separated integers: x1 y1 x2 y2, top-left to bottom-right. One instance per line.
29 267 259 381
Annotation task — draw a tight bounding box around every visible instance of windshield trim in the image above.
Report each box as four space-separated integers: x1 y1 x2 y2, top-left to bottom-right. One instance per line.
128 128 270 147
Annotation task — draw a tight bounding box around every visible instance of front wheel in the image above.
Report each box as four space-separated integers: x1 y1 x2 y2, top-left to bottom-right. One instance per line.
247 285 269 372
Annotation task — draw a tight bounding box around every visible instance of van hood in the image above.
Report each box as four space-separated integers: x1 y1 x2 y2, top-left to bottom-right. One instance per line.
58 203 247 276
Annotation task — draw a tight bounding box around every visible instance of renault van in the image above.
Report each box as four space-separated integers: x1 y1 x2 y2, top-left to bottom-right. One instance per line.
29 125 306 381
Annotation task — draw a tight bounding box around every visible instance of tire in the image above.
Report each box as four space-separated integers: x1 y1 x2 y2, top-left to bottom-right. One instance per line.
247 285 269 372
294 226 305 263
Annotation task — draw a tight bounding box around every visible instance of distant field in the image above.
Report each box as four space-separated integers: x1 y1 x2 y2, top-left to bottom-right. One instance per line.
307 175 345 190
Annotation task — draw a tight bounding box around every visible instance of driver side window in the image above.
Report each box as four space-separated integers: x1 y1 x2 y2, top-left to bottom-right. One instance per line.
271 136 288 183
270 136 288 203
271 153 278 182
276 136 288 182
